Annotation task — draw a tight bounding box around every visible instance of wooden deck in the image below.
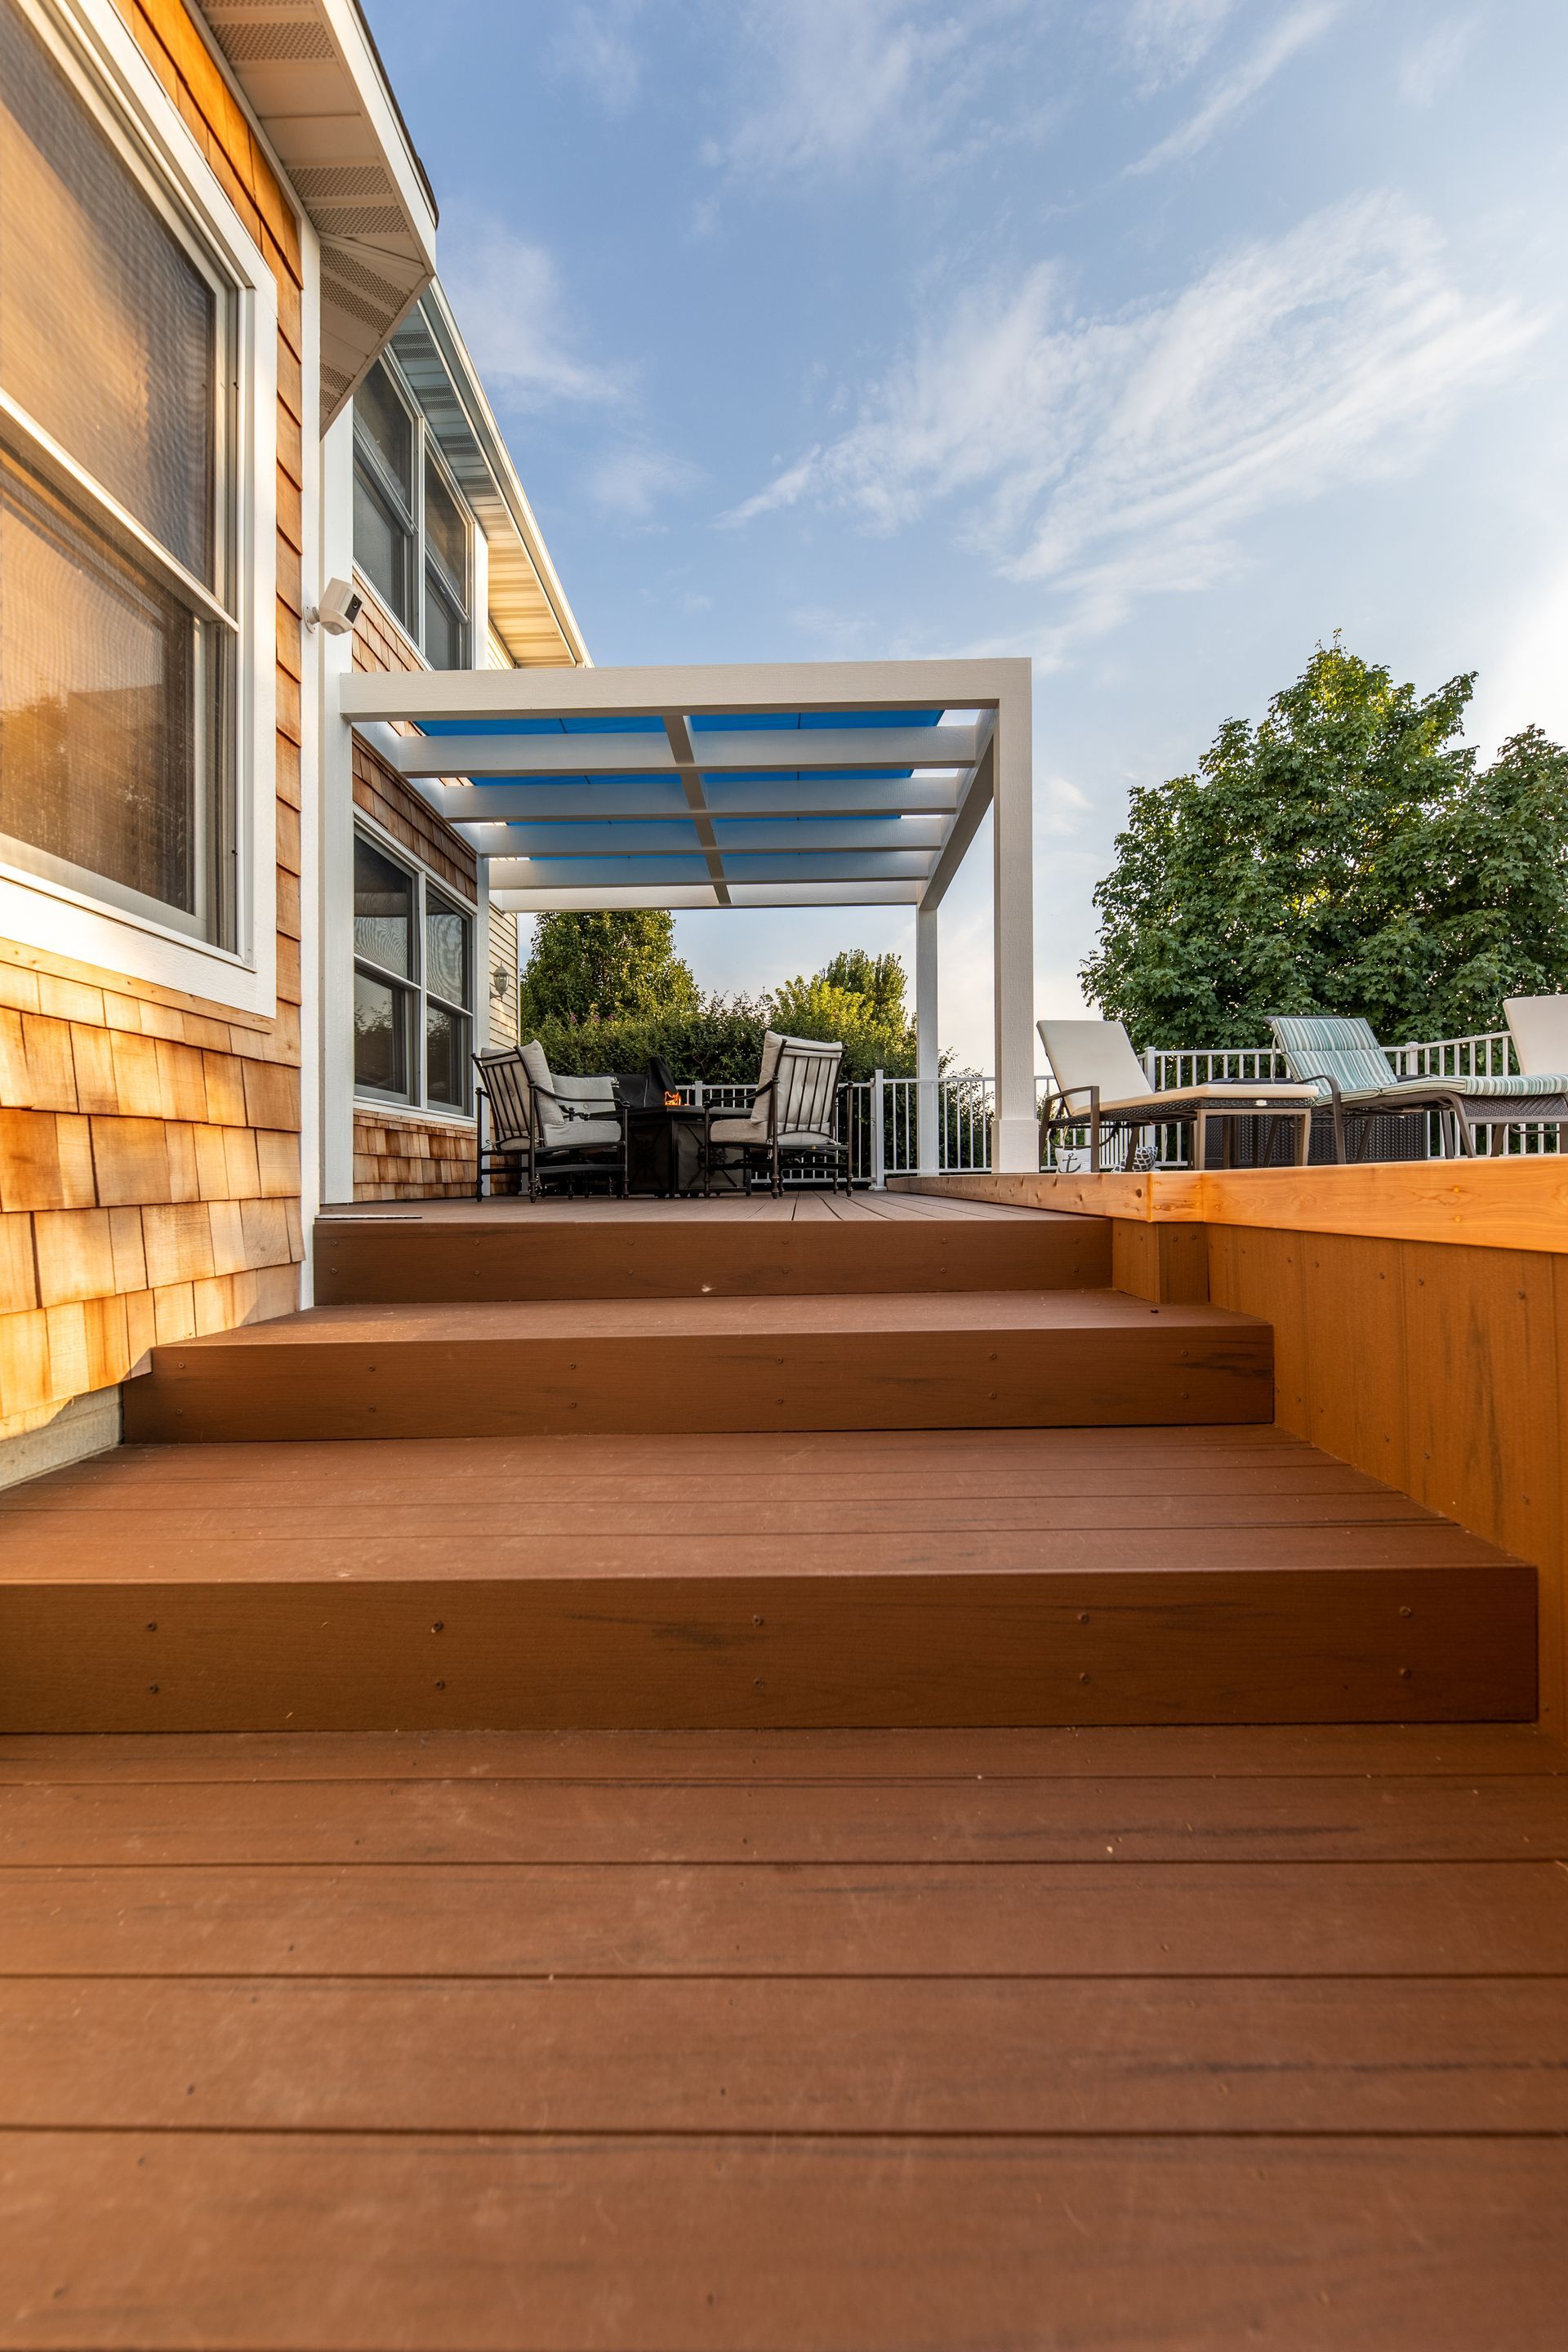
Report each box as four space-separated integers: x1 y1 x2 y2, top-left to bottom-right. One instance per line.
2 1720 1566 2346
1 1187 1556 2341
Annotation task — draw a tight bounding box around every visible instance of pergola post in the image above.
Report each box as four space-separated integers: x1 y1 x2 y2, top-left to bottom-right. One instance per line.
915 899 939 1174
991 679 1036 1173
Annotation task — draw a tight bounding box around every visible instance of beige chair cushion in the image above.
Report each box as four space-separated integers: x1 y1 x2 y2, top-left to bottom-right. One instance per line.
1505 995 1568 1077
709 1030 787 1143
519 1040 620 1149
1037 1018 1152 1107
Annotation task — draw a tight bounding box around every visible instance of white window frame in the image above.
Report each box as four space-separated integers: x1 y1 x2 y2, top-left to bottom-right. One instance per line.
352 813 476 1122
0 0 277 1016
352 352 473 670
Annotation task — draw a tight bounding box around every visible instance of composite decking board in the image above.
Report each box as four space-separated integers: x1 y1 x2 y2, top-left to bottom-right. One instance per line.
130 1290 1245 1342
2 1560 1533 1731
312 1209 1114 1303
319 1193 1062 1222
4 1723 1561 1783
7 2132 1567 2352
0 1521 1512 1578
8 1974 1568 2136
10 1860 1568 1976
0 1492 1447 1539
11 1773 1567 1865
122 1299 1273 1440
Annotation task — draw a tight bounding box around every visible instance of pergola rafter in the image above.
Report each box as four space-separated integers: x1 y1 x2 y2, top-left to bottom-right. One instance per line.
337 658 1036 1169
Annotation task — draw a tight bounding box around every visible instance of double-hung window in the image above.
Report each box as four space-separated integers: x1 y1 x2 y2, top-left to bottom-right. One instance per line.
353 828 474 1113
352 359 471 669
0 0 239 946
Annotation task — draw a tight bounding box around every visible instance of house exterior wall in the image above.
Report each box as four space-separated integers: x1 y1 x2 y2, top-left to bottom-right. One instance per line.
0 0 305 1445
346 587 481 1201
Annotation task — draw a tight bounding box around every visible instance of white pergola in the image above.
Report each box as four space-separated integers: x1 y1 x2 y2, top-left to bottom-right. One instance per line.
338 658 1036 1170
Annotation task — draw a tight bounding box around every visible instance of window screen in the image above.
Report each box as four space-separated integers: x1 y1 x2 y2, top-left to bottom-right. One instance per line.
0 0 234 944
0 0 219 584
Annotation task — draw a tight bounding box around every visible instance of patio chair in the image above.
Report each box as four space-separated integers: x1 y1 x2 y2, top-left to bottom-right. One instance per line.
1264 1015 1568 1160
702 1031 849 1196
1036 1018 1320 1174
472 1041 627 1200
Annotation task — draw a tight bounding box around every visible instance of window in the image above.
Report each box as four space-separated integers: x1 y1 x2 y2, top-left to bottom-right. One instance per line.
353 827 473 1112
0 0 238 945
352 359 471 668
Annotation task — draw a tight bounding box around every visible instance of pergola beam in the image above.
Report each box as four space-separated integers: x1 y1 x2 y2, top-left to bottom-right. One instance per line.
340 657 1022 726
487 851 938 889
385 724 979 779
456 817 951 857
421 777 964 822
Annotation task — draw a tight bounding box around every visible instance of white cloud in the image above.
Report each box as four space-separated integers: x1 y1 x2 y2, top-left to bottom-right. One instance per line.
1129 1 1338 172
706 0 996 180
588 443 702 519
1116 0 1241 91
547 1 647 114
1397 15 1479 108
439 216 626 409
724 194 1547 656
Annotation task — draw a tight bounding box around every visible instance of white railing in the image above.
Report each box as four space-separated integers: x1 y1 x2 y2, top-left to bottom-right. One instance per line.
686 1023 1562 1180
1143 1048 1289 1088
1389 1031 1515 1080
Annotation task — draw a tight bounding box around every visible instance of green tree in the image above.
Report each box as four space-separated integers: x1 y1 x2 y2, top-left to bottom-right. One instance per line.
1080 643 1568 1048
518 910 698 1027
769 951 917 1080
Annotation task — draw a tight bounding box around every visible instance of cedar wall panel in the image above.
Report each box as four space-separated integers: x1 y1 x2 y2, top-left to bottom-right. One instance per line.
0 0 304 1438
347 595 479 1201
1205 1225 1566 1735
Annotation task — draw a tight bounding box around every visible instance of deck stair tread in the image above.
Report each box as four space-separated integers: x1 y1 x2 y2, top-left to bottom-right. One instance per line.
154 1289 1225 1343
119 1289 1276 1444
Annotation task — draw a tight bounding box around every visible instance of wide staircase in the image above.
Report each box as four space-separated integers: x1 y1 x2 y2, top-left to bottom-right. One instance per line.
0 1197 1534 1732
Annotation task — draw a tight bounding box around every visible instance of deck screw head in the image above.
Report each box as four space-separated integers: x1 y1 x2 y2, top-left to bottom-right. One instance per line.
1079 1672 1091 1685
145 1622 157 1632
1078 1612 1090 1624
434 1680 446 1690
432 1622 444 1633
1399 1606 1412 1618
1398 1666 1412 1679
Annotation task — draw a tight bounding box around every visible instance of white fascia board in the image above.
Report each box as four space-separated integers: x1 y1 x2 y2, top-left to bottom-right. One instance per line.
341 657 1032 725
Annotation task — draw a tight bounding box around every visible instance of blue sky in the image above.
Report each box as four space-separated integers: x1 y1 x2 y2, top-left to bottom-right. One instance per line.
363 0 1568 1065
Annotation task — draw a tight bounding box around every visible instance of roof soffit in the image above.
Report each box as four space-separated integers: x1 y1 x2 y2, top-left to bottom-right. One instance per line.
196 0 438 423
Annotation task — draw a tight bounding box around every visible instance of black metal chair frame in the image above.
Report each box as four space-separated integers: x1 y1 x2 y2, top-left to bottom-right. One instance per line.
702 1069 851 1197
472 1051 628 1200
1312 1074 1487 1162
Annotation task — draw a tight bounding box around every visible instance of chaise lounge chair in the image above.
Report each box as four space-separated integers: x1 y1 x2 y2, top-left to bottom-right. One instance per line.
1037 1018 1320 1173
473 1041 627 1200
703 1031 849 1196
1267 1014 1568 1160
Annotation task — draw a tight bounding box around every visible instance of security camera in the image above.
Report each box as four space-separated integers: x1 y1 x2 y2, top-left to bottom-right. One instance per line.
307 577 363 635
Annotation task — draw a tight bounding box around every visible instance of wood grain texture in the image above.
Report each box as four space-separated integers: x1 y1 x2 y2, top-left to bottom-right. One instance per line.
0 0 307 1435
897 1160 1568 1252
4 1721 1560 1781
313 1205 1111 1303
6 2131 1567 2351
7 1973 1566 2133
1205 1224 1568 1734
8 1771 1563 1864
9 1860 1568 1975
120 1290 1275 1441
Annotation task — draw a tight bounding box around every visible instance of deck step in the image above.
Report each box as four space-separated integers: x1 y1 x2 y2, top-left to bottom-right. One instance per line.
122 1290 1272 1443
311 1203 1111 1302
0 1430 1534 1732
